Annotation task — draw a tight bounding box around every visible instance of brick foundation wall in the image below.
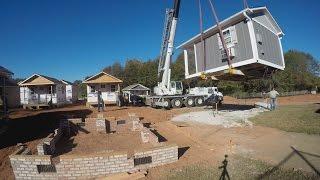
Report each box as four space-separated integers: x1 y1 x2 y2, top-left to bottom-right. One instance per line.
37 120 67 155
10 144 178 179
140 127 159 144
133 144 178 170
10 116 179 179
10 147 55 179
56 152 133 178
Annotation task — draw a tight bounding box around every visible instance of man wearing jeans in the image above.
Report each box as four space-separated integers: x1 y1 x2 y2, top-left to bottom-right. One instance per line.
269 88 280 110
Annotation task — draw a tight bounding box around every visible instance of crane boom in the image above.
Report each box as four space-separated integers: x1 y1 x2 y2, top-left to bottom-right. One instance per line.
155 0 181 96
145 0 224 109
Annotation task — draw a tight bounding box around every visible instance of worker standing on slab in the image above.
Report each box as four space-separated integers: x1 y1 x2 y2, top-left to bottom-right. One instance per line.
269 88 280 110
97 91 104 112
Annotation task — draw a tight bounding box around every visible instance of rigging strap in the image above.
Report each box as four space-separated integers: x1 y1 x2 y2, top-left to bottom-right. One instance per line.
198 0 207 79
207 0 233 70
243 0 249 9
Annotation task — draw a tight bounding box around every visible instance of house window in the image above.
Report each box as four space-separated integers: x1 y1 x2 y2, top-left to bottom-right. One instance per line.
90 86 96 93
218 26 238 49
101 84 105 88
111 85 116 92
30 87 35 94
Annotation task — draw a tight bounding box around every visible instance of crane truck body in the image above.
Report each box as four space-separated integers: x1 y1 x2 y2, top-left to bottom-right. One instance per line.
145 0 223 109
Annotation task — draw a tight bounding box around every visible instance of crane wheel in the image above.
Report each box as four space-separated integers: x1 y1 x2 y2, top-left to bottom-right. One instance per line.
163 99 171 110
185 97 195 107
195 97 204 106
171 98 183 108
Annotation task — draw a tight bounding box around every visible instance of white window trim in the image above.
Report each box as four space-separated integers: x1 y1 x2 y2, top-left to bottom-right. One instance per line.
217 26 238 49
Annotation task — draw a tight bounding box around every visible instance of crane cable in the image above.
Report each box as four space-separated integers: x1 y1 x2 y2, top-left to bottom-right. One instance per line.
198 0 208 80
243 0 249 9
207 0 233 71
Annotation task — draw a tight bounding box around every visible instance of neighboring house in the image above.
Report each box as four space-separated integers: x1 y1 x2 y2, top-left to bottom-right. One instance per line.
0 66 20 111
122 84 150 104
61 80 78 103
177 7 285 80
83 72 122 107
19 74 67 109
122 83 150 97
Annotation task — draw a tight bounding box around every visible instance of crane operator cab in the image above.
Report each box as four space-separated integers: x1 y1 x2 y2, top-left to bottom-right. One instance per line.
170 81 183 95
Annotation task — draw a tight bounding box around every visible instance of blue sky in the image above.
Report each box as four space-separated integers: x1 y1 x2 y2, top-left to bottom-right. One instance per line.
0 0 319 81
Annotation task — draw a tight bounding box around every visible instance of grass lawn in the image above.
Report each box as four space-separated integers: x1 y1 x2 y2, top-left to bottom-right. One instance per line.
250 104 320 134
165 155 318 180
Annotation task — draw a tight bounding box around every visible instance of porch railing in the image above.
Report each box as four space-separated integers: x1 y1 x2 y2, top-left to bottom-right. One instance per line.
27 94 55 105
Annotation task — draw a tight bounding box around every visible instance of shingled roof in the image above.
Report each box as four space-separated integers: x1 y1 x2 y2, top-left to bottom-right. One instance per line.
122 84 150 91
83 72 122 84
19 74 63 86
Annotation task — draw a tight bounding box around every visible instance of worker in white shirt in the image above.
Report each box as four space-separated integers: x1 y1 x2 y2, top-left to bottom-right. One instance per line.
269 88 280 110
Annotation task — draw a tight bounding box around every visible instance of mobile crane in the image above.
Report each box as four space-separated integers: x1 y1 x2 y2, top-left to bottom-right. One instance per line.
145 0 223 109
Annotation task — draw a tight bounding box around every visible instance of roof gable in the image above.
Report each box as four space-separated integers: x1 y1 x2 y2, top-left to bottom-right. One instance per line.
123 84 150 91
19 74 61 86
61 80 73 85
250 7 283 35
0 66 13 77
83 72 122 84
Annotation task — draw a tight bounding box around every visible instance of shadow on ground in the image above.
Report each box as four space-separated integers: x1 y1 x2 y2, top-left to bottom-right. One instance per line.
204 103 254 111
0 109 92 149
178 146 190 159
257 146 320 179
150 129 167 142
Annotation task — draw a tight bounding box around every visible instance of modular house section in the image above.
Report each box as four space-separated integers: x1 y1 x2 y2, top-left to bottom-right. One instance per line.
0 66 20 109
177 7 285 80
83 72 122 106
122 83 150 103
61 80 78 103
19 74 67 109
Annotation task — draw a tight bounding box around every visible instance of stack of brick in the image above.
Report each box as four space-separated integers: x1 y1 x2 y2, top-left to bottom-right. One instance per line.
132 117 143 131
96 118 107 133
140 127 159 145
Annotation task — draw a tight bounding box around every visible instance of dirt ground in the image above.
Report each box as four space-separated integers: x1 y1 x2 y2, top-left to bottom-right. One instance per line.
0 94 319 179
54 130 154 157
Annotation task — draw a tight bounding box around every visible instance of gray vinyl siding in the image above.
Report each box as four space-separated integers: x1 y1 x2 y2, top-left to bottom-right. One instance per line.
195 42 205 72
204 34 220 70
253 21 283 66
193 21 253 72
233 21 254 63
252 14 278 34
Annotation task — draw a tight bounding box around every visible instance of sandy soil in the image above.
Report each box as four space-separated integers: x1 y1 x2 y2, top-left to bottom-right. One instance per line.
54 130 154 157
0 94 319 179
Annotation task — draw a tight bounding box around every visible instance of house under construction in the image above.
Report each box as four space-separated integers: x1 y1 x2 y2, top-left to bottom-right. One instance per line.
177 7 285 80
